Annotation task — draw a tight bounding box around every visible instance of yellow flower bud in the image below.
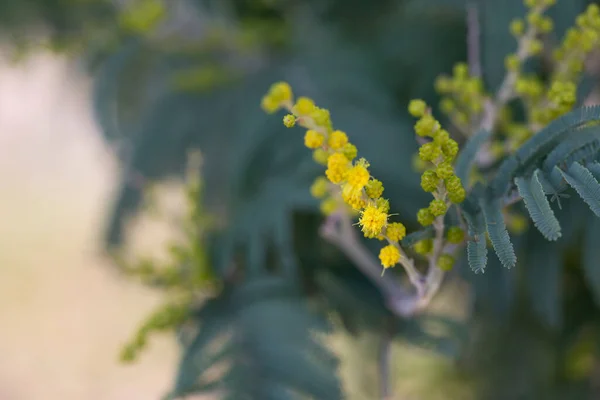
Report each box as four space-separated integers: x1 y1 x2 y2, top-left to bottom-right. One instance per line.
379 245 401 268
328 130 349 150
283 114 296 128
408 99 428 117
304 130 325 149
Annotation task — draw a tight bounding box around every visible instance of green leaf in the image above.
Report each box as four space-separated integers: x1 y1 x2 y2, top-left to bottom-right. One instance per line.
560 162 600 217
492 106 600 196
587 161 600 181
481 196 516 268
516 106 600 166
172 297 231 397
491 156 520 196
170 277 342 400
542 126 600 172
463 208 488 274
455 129 492 185
515 170 561 241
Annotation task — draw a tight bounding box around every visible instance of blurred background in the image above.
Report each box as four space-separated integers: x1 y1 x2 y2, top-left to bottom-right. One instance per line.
2 0 600 399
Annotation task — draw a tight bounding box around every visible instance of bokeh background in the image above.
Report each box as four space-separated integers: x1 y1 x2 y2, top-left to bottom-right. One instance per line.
0 50 180 400
3 0 600 399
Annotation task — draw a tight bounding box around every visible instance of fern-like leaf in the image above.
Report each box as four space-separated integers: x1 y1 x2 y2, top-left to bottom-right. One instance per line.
516 105 600 164
560 162 600 217
587 161 600 181
169 277 342 400
491 156 520 196
480 197 517 268
492 106 600 196
542 126 600 172
462 208 488 274
455 129 492 184
515 170 561 241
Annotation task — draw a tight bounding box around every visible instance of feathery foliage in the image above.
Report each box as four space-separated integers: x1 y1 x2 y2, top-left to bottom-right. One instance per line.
515 170 562 241
481 196 517 268
168 278 343 400
8 0 600 397
561 162 600 217
454 129 492 185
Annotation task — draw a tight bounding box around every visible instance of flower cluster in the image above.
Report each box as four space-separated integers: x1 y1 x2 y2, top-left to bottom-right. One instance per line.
508 2 600 131
409 99 466 228
262 82 407 270
530 3 600 126
434 64 487 131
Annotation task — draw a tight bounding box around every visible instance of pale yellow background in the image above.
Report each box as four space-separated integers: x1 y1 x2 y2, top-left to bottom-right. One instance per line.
0 50 179 400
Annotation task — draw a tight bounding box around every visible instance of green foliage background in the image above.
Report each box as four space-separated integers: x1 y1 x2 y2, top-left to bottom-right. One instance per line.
8 0 600 398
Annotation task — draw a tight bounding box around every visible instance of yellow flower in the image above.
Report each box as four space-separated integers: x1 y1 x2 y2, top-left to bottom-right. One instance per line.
440 98 455 114
408 99 427 117
342 143 358 160
414 239 433 255
293 97 316 115
435 162 454 179
510 19 525 36
379 245 401 269
417 208 435 226
311 107 332 128
448 187 466 204
304 130 325 149
365 179 384 198
313 149 328 165
325 153 350 184
435 76 453 93
269 81 292 102
420 170 439 192
346 162 370 191
504 54 520 72
446 226 465 244
341 183 366 210
283 114 296 128
438 254 455 271
328 130 348 150
429 199 447 217
375 198 390 213
359 204 388 238
320 197 338 215
414 115 440 137
442 139 459 160
260 96 279 114
419 142 442 162
310 176 329 198
385 222 406 242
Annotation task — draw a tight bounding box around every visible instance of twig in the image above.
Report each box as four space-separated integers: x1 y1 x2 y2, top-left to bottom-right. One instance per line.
320 212 421 317
320 210 448 317
466 3 481 78
480 5 543 133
